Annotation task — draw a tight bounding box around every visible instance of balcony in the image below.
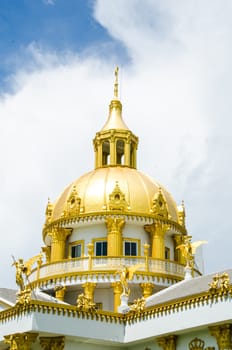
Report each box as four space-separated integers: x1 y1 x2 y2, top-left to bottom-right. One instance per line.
28 256 189 285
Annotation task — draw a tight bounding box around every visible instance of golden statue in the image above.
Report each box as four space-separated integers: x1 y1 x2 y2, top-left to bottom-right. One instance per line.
176 237 207 269
130 297 146 313
12 253 43 292
220 272 230 293
12 259 27 291
209 274 220 294
116 264 143 296
76 293 96 312
209 272 231 295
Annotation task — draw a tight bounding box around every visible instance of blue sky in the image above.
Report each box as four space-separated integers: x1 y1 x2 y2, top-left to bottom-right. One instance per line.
0 0 127 90
1 1 232 287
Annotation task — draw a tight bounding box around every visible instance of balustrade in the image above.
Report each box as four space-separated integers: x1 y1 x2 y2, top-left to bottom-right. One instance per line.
28 256 186 283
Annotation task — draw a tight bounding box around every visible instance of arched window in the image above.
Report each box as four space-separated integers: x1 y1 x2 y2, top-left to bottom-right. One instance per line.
116 140 125 165
102 141 110 165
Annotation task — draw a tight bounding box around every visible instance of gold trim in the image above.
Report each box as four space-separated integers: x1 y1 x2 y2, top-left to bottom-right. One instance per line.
1 286 232 324
43 213 186 241
28 271 183 292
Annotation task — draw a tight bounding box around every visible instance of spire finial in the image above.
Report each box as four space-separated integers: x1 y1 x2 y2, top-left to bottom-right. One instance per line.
114 66 119 99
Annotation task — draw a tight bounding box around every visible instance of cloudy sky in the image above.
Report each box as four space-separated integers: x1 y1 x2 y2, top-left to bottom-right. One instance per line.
1 0 232 288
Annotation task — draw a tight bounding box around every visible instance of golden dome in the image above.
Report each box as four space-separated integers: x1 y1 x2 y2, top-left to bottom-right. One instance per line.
51 166 178 222
46 68 181 227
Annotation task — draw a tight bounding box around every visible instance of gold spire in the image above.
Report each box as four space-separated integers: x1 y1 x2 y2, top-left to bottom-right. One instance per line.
114 66 119 99
101 67 129 131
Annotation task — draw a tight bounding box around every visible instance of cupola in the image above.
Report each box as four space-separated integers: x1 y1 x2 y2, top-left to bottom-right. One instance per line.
93 67 138 169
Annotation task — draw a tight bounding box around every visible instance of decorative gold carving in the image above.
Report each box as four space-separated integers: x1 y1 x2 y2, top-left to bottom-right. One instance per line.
105 216 125 256
114 66 119 99
140 282 154 298
151 188 168 218
144 223 169 259
116 264 143 296
42 246 51 263
209 324 232 350
157 335 177 350
189 337 215 350
177 200 186 227
62 185 81 217
188 338 215 350
105 217 125 232
40 336 65 350
48 227 72 261
76 293 96 312
130 297 146 313
55 286 66 302
4 332 38 350
108 182 128 211
176 236 207 269
88 242 94 256
143 243 150 271
49 227 72 244
12 254 43 292
189 337 205 350
112 281 123 312
16 287 31 305
87 243 94 270
173 234 185 264
45 198 53 225
209 273 232 296
82 282 96 302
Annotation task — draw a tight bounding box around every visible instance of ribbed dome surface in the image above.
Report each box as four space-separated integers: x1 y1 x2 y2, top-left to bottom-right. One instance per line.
52 166 178 222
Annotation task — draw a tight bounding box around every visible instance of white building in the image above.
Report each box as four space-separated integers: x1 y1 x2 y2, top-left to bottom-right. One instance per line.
0 69 231 350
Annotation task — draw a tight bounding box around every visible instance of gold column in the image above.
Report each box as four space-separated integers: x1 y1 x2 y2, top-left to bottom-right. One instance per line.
143 243 150 271
157 335 177 350
209 324 232 350
110 135 116 165
173 234 185 265
94 142 98 169
55 286 66 302
125 140 130 166
144 223 168 259
87 242 94 270
140 283 154 298
40 336 65 350
112 281 123 313
42 246 51 263
49 227 72 262
4 333 38 350
133 144 137 168
105 217 125 256
82 282 96 302
36 254 43 280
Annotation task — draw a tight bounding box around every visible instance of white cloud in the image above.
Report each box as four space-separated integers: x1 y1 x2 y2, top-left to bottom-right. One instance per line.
1 0 232 287
43 0 56 5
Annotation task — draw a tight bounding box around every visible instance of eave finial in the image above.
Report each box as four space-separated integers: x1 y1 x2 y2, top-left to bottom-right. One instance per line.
114 66 119 99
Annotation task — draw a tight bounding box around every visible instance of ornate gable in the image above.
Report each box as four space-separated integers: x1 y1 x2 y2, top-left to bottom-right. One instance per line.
151 188 168 218
62 185 81 217
108 182 128 211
